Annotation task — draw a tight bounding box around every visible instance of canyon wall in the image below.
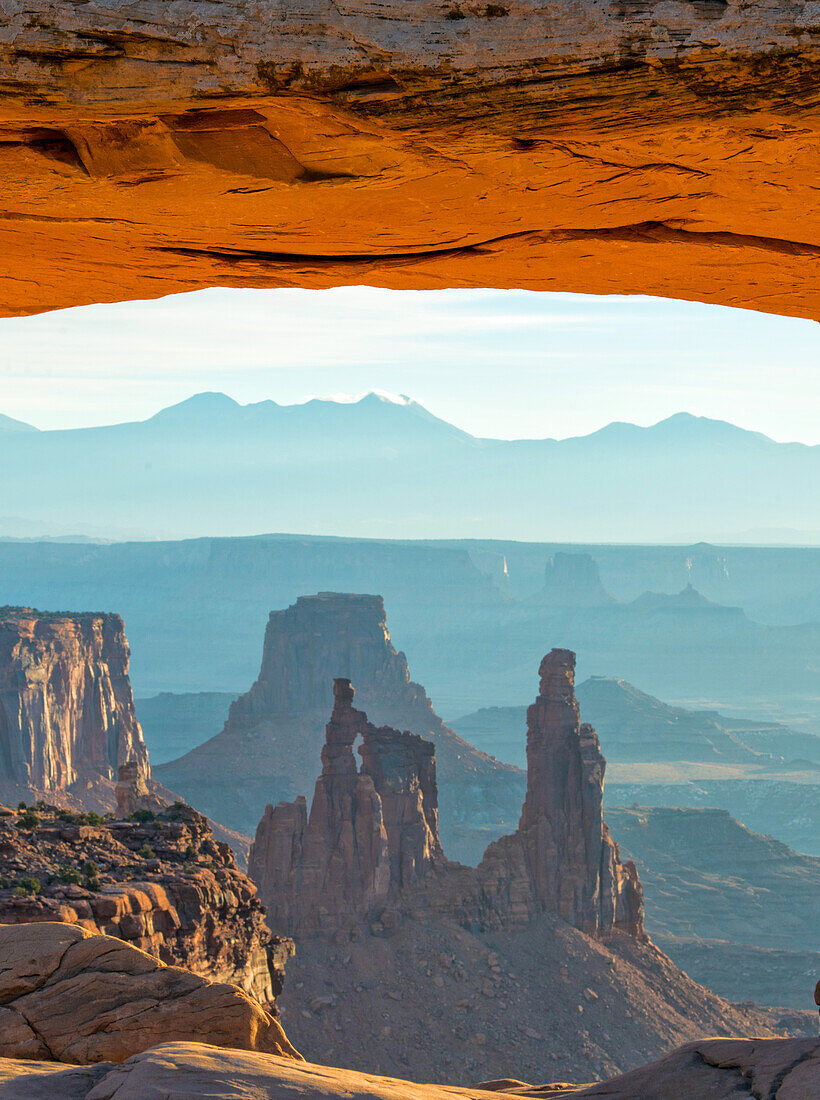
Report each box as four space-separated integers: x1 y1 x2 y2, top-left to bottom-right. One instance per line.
0 608 149 801
1 3 819 318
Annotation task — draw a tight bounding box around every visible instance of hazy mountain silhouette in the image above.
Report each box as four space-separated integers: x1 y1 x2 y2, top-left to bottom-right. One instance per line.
0 413 37 433
0 394 816 541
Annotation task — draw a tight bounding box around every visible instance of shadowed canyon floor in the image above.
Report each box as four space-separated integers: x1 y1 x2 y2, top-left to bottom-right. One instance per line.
2 4 820 317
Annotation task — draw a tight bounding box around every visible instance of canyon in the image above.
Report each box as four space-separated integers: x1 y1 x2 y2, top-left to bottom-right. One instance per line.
157 592 526 864
606 806 820 1010
1 4 820 320
2 534 815 737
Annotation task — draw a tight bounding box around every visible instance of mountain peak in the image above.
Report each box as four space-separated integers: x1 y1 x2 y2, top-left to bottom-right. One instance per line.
149 392 240 422
0 413 38 433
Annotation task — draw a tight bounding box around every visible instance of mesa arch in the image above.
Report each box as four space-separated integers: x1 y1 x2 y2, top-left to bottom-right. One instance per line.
1 0 819 320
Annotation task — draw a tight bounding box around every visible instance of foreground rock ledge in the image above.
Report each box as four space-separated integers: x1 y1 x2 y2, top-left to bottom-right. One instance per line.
0 923 300 1064
1 2 820 319
0 1037 816 1098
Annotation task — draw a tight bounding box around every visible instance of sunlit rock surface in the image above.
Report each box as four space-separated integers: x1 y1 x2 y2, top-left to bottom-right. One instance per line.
0 800 292 1008
0 608 149 801
0 2 819 317
0 923 300 1064
0 1036 814 1098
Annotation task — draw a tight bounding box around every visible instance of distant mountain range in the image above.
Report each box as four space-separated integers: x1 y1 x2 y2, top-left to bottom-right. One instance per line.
0 393 817 542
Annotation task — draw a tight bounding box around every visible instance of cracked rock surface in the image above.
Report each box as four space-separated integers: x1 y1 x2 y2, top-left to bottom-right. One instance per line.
0 3 819 318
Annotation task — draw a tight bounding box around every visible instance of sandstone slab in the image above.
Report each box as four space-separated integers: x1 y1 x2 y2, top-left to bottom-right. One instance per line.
0 923 300 1064
0 1038 815 1099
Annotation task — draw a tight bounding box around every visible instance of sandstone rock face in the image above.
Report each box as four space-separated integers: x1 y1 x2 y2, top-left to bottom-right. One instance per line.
251 653 641 941
249 678 442 933
0 924 301 1064
114 762 153 819
0 4 819 319
0 608 149 797
538 554 618 607
0 801 290 1008
0 1035 813 1099
158 593 524 864
476 650 644 937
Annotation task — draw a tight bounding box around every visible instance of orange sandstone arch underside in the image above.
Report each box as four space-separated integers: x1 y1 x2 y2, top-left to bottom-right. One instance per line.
1 1 819 320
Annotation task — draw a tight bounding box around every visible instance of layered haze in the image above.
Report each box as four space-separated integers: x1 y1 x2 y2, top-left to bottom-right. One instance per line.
0 391 817 543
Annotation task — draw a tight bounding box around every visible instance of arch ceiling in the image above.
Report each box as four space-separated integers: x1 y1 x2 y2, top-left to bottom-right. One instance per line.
1 1 819 319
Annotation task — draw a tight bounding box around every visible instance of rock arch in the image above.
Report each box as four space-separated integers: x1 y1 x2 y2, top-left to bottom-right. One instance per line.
1 1 819 319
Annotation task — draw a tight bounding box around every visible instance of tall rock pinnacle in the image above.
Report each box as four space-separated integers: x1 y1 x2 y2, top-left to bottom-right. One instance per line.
250 650 644 943
249 678 443 934
478 649 644 938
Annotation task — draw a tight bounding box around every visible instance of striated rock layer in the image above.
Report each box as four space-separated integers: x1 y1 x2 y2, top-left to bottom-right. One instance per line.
0 800 291 1008
0 607 149 798
158 593 525 864
0 923 300 1064
1 4 820 318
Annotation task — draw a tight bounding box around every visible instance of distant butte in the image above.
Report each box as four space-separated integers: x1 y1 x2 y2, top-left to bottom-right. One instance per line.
1 3 819 318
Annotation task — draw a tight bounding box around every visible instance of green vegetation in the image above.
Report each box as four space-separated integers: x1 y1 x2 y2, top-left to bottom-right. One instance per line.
82 860 100 890
15 876 42 896
57 865 84 885
137 844 156 860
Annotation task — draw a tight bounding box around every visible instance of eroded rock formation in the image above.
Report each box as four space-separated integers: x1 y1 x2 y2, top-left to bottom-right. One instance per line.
251 652 641 942
0 800 291 1007
157 593 524 863
476 650 644 938
0 4 820 318
250 678 443 933
0 608 149 800
0 922 301 1064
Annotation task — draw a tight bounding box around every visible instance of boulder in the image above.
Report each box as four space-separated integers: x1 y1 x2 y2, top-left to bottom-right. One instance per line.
0 923 301 1065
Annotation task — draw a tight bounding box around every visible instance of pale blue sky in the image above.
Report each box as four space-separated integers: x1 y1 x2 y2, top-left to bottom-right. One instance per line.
0 288 817 442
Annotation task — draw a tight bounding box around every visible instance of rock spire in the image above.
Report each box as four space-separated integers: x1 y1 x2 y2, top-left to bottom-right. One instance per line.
249 678 443 933
477 649 644 936
251 652 643 942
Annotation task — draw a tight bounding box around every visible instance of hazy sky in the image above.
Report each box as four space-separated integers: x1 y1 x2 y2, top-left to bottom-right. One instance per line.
1 287 818 442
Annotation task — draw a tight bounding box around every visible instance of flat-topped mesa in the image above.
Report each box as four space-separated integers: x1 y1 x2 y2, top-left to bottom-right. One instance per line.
157 590 525 864
478 649 644 939
0 608 149 799
249 678 443 934
230 594 429 721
